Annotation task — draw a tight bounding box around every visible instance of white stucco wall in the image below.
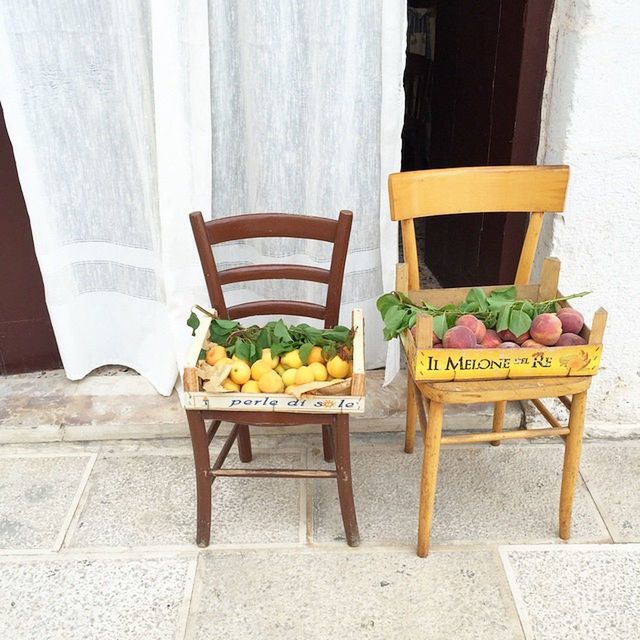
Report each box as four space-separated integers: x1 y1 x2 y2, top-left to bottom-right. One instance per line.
537 0 640 432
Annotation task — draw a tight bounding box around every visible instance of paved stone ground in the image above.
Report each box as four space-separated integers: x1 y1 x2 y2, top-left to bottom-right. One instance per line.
1 370 639 639
0 432 639 638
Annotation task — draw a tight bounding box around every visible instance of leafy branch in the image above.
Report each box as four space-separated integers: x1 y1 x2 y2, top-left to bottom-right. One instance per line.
377 287 590 341
187 312 353 365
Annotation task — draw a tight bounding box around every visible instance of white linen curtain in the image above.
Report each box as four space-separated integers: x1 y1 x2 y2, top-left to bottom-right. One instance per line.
0 0 405 394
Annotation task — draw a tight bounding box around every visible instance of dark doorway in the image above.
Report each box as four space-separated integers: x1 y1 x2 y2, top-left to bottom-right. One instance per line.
401 0 555 287
0 103 62 375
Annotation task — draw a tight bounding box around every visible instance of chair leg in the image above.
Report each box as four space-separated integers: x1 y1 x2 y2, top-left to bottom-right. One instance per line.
236 424 252 462
559 391 588 539
186 411 212 547
322 424 334 462
417 400 444 557
333 415 360 546
491 400 507 446
405 371 418 454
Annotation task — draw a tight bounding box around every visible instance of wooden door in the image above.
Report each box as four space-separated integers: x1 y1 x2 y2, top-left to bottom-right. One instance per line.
410 0 555 286
0 103 62 374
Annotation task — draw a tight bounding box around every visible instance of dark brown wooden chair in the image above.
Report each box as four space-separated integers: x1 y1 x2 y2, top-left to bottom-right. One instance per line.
186 209 360 547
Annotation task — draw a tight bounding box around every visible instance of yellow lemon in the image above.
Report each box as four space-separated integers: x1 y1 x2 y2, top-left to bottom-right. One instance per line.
222 378 240 392
219 357 234 366
229 360 251 385
308 362 328 382
275 364 286 376
261 348 279 369
281 368 298 387
326 355 350 379
251 359 271 381
295 366 315 385
307 346 325 364
284 385 296 395
258 369 284 393
241 380 260 393
205 344 227 365
281 349 303 369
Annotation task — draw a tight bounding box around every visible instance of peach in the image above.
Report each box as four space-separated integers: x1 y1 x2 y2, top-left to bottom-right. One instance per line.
432 343 443 349
521 339 545 348
530 313 563 345
442 325 476 349
555 332 587 346
500 341 520 348
498 329 530 345
455 314 486 342
557 307 584 334
480 329 502 348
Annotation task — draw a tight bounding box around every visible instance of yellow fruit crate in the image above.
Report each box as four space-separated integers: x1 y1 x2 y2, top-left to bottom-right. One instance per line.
182 309 365 414
399 259 606 383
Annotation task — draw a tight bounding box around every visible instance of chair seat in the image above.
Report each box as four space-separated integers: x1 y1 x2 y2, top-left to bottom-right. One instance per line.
417 375 592 404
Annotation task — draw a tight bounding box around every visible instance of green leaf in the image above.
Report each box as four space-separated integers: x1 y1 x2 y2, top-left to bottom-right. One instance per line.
496 303 513 332
234 338 251 363
508 309 532 337
465 287 488 311
432 313 448 340
299 343 314 364
187 312 200 336
273 319 291 341
198 348 207 361
376 293 399 318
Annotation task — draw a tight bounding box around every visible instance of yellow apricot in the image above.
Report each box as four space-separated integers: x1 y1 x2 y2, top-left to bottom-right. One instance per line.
307 346 325 364
241 380 260 393
251 359 271 381
326 355 349 379
295 366 315 385
229 360 251 385
308 362 328 381
281 349 303 369
205 344 227 365
222 378 241 392
258 370 284 393
281 368 298 387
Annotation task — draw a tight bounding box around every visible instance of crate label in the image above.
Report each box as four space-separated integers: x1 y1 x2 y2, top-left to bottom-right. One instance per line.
412 345 602 381
184 392 365 413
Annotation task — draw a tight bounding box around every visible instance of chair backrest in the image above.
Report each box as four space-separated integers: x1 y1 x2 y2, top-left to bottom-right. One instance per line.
190 211 353 328
388 165 570 289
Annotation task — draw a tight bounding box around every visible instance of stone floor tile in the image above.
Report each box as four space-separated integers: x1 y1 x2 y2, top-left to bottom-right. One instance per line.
580 442 640 541
500 544 640 640
312 444 610 546
69 450 305 548
0 554 194 640
0 454 93 551
187 548 524 640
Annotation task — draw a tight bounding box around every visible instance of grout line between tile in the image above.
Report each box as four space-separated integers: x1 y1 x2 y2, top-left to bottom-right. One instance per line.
58 450 102 550
174 554 200 640
52 452 99 552
497 546 535 640
579 469 617 543
182 554 205 640
489 546 528 640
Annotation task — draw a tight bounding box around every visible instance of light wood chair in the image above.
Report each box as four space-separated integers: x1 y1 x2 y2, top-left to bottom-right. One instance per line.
388 165 607 557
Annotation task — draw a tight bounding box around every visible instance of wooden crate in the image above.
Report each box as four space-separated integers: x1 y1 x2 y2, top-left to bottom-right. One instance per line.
398 259 606 383
182 309 365 414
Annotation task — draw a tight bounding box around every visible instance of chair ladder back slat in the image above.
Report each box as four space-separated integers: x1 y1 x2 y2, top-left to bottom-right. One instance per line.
218 264 330 286
324 210 353 327
190 211 228 317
